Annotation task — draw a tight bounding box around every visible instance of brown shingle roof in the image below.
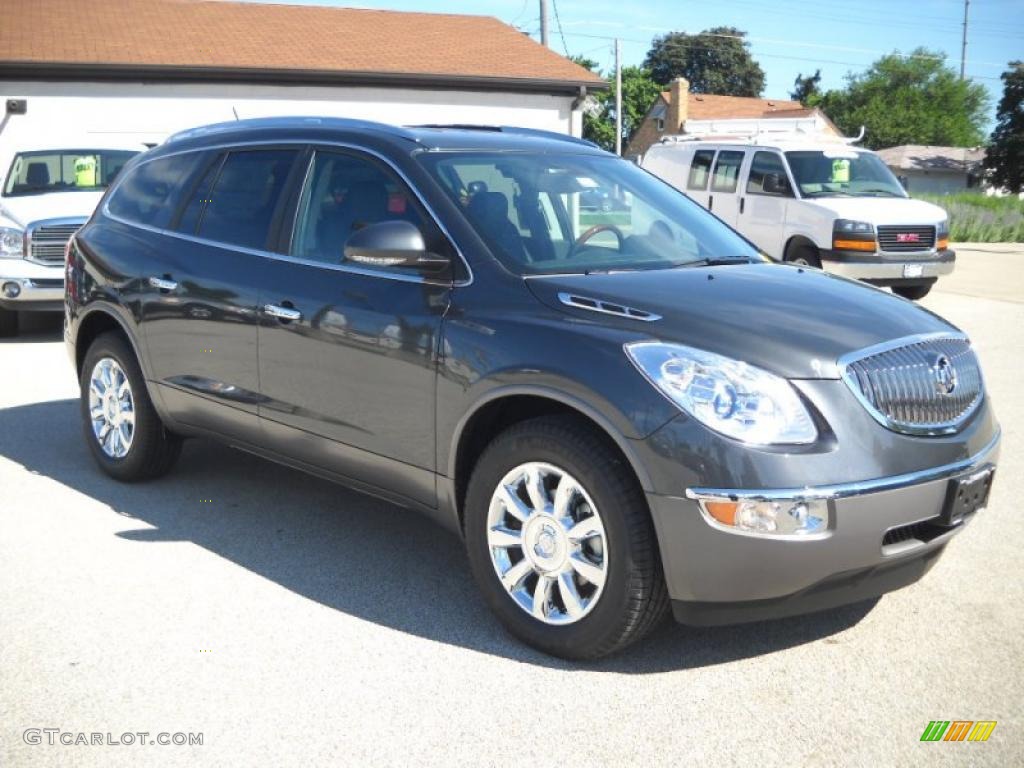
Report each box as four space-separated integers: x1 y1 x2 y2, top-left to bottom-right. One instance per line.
659 90 805 120
0 0 603 93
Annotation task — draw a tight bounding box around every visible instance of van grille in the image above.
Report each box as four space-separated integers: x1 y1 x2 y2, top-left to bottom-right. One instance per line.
841 335 983 435
877 225 936 253
28 221 84 264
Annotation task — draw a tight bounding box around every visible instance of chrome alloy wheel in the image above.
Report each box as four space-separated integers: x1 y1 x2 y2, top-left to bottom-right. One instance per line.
88 357 136 459
486 462 608 625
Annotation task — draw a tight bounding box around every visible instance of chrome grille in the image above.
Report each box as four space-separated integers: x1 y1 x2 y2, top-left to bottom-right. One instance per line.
877 225 936 253
28 221 83 264
840 335 983 435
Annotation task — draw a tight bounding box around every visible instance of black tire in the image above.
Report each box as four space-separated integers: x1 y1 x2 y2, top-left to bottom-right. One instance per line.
79 331 182 481
464 415 668 660
892 283 933 300
0 308 17 337
784 241 822 269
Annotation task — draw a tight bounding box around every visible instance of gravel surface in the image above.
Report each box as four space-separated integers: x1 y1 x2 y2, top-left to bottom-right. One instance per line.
1 250 1021 767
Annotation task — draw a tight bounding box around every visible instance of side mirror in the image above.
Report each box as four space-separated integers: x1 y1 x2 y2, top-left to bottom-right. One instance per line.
763 172 790 196
343 220 451 278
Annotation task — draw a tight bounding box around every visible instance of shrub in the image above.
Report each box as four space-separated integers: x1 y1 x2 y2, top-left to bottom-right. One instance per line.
914 192 1024 242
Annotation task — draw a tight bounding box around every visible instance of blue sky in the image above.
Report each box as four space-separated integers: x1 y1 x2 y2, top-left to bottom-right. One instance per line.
251 0 1022 127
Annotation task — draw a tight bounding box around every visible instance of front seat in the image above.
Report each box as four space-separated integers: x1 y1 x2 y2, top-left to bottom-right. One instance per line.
466 191 529 264
26 162 50 187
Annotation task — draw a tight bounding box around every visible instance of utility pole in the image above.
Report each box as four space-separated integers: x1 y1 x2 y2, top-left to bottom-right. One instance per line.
960 0 970 80
614 38 622 156
540 0 549 47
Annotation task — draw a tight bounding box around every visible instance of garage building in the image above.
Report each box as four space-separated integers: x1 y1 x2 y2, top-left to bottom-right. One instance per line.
0 0 602 147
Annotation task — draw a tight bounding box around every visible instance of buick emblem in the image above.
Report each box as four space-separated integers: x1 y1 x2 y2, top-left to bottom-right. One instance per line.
933 355 958 396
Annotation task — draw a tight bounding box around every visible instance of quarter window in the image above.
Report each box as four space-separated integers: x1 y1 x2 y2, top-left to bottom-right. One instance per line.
710 151 745 193
107 153 203 228
290 150 434 267
746 152 790 195
687 150 715 190
195 149 299 250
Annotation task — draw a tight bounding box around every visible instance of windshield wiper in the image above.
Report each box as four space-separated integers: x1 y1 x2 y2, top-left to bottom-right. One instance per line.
859 189 904 197
682 257 751 267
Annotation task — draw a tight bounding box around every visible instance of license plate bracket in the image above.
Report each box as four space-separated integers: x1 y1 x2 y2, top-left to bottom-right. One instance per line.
940 466 995 526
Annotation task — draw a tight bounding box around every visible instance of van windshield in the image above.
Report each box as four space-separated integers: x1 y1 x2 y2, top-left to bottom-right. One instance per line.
417 151 758 275
3 149 139 197
784 150 907 199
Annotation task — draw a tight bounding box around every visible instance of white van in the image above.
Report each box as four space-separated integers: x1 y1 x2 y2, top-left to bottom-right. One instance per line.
0 138 144 335
641 135 953 299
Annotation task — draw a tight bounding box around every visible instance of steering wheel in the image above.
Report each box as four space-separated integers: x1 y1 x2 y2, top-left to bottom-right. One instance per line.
567 224 625 258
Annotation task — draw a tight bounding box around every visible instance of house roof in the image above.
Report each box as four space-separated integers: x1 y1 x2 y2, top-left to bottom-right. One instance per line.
660 90 805 120
0 0 603 94
875 144 986 172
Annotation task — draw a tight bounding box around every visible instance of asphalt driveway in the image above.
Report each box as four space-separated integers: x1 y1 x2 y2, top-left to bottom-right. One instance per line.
1 245 1021 767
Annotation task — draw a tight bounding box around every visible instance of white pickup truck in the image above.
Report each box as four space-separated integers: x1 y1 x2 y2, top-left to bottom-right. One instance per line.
0 139 143 335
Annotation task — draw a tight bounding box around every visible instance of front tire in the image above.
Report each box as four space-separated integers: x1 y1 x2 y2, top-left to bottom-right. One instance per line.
0 308 17 337
80 331 182 481
892 283 933 300
784 241 822 269
464 415 668 659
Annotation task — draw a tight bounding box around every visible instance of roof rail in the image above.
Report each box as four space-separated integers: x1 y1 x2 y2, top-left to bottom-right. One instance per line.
411 124 598 148
165 115 420 145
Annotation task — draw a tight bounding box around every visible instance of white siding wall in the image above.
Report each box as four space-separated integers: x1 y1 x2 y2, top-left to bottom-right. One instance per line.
0 80 578 148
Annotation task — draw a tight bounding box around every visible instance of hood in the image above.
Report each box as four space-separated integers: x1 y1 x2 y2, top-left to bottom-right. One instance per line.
0 191 104 229
526 263 958 379
802 196 946 225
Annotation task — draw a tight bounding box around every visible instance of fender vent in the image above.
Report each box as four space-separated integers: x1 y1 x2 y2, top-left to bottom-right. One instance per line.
557 292 661 322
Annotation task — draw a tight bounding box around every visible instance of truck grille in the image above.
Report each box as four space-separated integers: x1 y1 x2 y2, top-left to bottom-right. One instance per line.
877 225 936 253
28 221 84 264
840 335 983 435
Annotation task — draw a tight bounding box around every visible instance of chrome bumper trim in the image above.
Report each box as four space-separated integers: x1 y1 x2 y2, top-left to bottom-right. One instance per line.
0 276 65 302
825 260 955 280
686 428 1000 502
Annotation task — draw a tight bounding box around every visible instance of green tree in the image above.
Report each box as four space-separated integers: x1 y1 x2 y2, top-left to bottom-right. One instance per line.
984 62 1024 193
572 57 661 153
791 69 822 106
817 49 989 149
642 27 765 96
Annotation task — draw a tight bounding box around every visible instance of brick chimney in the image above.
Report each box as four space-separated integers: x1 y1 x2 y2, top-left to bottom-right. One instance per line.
667 77 689 133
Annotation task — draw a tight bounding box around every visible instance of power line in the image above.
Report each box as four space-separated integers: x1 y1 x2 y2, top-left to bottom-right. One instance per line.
551 0 570 56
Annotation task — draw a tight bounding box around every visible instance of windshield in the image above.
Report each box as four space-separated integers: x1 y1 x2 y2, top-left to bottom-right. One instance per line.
417 151 758 275
3 149 139 197
784 150 907 199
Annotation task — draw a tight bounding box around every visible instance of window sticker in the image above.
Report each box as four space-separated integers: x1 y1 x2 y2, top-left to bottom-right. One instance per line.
831 158 850 184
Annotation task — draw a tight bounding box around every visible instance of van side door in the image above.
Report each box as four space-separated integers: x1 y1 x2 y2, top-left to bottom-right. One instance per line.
741 150 795 259
707 150 746 227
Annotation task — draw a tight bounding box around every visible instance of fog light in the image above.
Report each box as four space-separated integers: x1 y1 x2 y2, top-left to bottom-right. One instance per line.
698 498 829 536
2 281 20 298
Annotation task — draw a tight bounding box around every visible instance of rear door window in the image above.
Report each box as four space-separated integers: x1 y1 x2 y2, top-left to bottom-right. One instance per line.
687 150 715 190
710 151 745 193
107 152 204 228
194 149 300 250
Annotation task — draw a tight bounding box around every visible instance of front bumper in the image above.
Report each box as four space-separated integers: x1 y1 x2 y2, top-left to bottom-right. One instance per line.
647 429 1000 626
0 259 65 311
821 248 955 283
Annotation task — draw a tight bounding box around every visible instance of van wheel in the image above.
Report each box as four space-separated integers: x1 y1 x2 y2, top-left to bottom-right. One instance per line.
0 308 17 337
464 415 668 659
784 242 822 269
892 283 932 300
80 331 182 481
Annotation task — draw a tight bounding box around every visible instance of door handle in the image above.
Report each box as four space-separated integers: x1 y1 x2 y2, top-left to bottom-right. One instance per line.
739 197 745 214
708 195 714 212
148 276 178 292
263 304 301 322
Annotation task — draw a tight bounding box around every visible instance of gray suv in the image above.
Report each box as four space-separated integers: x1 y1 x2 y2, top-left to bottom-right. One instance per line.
65 118 999 659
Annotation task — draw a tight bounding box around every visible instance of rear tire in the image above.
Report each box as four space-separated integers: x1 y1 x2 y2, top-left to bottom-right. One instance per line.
464 415 668 660
784 241 822 269
892 283 933 300
0 308 17 337
80 331 182 481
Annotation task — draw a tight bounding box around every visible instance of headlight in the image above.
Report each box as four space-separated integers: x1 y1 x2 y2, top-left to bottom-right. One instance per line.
0 226 24 258
625 342 818 445
834 219 874 234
